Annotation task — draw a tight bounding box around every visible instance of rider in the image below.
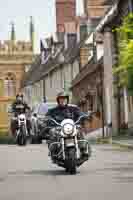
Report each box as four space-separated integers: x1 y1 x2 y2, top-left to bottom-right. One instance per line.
45 91 90 158
11 93 31 136
46 91 82 123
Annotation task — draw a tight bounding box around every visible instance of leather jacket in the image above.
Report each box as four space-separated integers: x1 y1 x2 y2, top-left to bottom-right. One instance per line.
12 100 30 115
46 105 82 123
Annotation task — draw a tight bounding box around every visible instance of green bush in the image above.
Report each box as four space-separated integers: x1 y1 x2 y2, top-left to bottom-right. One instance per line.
0 135 15 144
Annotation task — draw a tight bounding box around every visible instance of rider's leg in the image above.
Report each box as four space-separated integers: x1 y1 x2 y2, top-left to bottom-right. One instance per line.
26 119 31 136
11 119 18 136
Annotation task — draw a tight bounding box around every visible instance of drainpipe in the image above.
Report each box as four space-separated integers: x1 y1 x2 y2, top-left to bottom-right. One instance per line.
123 87 129 127
100 69 105 138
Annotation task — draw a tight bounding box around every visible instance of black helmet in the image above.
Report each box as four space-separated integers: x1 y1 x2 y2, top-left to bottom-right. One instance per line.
56 91 69 104
16 93 23 99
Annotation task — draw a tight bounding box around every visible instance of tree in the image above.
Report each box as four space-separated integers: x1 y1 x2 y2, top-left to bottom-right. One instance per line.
114 13 133 93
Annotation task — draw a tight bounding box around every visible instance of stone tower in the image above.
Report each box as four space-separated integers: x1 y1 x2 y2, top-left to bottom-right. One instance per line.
0 20 34 133
56 0 76 33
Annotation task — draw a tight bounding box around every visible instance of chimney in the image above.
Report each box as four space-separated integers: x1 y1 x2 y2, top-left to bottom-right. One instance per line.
56 0 76 33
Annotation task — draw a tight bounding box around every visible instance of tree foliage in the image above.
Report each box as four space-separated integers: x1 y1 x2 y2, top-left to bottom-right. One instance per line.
114 13 133 93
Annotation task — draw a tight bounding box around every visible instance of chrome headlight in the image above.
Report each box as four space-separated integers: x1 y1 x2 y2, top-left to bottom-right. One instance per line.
63 123 74 135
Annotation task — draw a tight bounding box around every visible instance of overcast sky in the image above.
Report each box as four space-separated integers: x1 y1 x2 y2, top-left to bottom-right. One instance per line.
0 0 83 52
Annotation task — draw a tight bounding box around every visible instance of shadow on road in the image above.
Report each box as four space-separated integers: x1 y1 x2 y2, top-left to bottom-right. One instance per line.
8 169 80 177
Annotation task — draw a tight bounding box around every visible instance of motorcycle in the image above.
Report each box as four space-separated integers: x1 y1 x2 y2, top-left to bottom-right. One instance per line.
46 115 91 174
16 113 28 146
31 113 45 144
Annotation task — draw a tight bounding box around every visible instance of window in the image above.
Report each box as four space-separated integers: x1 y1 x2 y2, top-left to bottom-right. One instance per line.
128 0 133 12
4 73 16 97
0 79 4 97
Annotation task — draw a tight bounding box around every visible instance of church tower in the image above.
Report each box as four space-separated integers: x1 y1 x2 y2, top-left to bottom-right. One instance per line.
0 20 34 133
56 0 76 33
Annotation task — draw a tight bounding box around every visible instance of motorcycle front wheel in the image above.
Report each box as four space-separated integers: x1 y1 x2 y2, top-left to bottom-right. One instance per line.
65 148 77 175
16 128 26 146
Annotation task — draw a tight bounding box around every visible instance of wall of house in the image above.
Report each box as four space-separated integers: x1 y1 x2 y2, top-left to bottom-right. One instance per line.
23 79 44 109
44 60 79 103
45 69 62 102
72 64 103 129
72 60 80 80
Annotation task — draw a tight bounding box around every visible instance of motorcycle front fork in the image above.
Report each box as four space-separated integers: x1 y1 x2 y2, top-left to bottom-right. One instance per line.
61 137 80 160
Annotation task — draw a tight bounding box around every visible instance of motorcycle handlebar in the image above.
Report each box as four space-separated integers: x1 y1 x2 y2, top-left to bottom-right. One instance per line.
75 111 97 124
46 117 61 126
46 111 96 126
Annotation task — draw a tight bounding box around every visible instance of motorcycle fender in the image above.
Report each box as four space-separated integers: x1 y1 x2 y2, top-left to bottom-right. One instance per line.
65 138 75 148
65 143 75 148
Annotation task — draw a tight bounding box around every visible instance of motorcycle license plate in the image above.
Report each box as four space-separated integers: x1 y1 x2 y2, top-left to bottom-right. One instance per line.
65 139 75 147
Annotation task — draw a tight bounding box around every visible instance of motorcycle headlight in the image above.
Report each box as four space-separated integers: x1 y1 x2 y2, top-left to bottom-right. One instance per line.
20 118 25 121
63 123 74 135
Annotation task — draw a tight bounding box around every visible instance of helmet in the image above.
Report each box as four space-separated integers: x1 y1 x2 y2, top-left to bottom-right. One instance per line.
16 93 24 102
16 93 23 99
56 91 69 104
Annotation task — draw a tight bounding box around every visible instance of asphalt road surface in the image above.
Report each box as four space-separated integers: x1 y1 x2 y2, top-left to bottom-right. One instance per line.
0 143 133 200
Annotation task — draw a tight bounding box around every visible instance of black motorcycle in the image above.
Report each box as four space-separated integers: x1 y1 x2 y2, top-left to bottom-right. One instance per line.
46 114 91 174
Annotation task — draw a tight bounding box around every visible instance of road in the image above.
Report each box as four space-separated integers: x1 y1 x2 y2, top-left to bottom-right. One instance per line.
0 143 133 200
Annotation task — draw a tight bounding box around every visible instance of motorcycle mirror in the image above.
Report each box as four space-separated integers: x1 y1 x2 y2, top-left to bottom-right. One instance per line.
33 113 37 117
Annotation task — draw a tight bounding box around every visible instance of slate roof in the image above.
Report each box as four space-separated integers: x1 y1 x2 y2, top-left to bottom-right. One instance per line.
71 57 103 88
22 55 41 87
22 37 87 87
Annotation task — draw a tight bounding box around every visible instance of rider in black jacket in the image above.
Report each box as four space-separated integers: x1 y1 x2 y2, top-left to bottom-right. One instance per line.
46 92 82 123
45 92 90 158
11 94 31 136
